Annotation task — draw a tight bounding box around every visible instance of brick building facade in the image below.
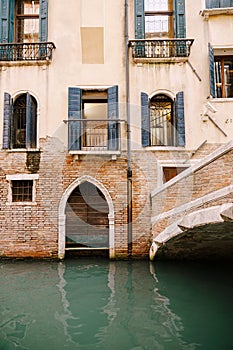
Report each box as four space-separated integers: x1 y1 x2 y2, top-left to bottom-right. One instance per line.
0 0 232 259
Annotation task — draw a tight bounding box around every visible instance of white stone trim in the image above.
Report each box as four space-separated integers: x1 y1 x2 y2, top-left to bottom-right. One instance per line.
6 174 39 204
156 159 194 187
58 175 115 259
6 174 39 181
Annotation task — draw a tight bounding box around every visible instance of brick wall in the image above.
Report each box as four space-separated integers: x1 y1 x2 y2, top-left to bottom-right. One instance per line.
0 137 231 259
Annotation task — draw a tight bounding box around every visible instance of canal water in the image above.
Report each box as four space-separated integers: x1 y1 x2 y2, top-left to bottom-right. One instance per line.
1 259 233 350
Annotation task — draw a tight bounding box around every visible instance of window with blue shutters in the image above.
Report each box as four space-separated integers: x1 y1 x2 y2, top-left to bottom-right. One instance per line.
208 44 233 98
206 0 233 8
135 0 186 39
2 92 37 149
68 86 119 152
0 0 48 44
141 92 185 147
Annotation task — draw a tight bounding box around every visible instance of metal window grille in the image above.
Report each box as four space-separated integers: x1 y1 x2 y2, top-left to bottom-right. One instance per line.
12 180 33 202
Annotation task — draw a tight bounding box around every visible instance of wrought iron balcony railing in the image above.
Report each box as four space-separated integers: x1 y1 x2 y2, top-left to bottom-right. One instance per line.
0 42 56 61
129 39 194 59
66 119 121 152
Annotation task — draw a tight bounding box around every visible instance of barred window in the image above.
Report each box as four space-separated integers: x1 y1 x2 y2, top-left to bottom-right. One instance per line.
12 180 33 202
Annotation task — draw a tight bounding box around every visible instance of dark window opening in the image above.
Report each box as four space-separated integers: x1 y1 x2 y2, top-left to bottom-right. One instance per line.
13 94 37 149
12 180 33 202
163 166 187 183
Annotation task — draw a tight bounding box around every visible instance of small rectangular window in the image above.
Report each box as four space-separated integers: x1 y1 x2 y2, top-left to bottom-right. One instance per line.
12 180 33 202
163 166 187 183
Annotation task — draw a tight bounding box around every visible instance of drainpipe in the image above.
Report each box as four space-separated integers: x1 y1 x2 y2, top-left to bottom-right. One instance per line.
125 0 132 257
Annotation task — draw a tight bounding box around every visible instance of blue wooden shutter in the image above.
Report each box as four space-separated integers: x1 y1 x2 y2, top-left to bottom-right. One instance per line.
107 85 119 150
39 0 48 42
208 43 216 98
141 92 150 147
3 92 12 149
0 0 14 43
8 0 14 42
68 87 82 151
135 0 145 39
174 0 186 38
175 91 185 147
26 93 37 148
26 93 31 148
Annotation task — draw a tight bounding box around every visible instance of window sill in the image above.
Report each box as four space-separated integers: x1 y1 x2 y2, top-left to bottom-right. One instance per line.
201 8 233 20
69 150 121 155
0 60 51 68
133 57 188 65
144 146 186 151
208 97 233 103
6 148 40 153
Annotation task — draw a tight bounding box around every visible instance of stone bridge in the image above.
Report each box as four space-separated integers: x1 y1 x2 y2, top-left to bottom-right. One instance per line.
150 141 233 260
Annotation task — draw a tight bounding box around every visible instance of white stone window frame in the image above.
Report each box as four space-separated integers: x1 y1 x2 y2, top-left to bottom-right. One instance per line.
156 159 197 187
6 174 39 205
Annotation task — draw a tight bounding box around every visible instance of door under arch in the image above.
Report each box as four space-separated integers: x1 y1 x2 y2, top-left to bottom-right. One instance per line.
65 181 109 249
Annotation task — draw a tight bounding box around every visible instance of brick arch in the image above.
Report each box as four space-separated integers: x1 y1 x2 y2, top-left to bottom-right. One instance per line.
58 175 115 259
149 203 233 260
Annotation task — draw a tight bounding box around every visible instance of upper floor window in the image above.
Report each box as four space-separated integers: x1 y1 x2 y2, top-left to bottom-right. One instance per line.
67 86 119 152
135 0 186 39
209 44 233 98
144 0 173 39
141 92 185 147
16 0 40 43
2 92 37 150
0 0 48 43
150 94 174 145
206 0 233 8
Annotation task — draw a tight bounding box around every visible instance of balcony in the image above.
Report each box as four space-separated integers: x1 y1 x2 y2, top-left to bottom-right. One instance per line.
0 42 56 62
129 39 194 63
66 119 122 155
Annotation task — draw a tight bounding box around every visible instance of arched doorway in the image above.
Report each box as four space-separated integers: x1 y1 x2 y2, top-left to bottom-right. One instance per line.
65 181 109 250
58 176 115 259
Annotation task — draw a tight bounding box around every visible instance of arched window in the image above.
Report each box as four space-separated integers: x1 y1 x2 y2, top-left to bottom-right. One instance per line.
3 92 37 149
141 91 185 147
149 94 173 146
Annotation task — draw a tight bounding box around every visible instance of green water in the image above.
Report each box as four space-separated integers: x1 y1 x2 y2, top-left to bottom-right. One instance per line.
0 259 233 350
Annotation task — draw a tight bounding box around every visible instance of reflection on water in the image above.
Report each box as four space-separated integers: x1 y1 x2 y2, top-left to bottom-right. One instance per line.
0 259 233 350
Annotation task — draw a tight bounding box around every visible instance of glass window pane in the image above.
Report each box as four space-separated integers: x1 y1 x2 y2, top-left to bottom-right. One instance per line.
16 18 39 43
145 0 168 11
17 0 39 15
